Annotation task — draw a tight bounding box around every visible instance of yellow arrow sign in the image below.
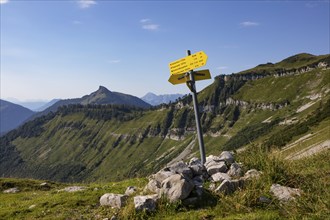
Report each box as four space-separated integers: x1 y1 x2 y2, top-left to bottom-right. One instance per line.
168 69 211 85
169 51 208 75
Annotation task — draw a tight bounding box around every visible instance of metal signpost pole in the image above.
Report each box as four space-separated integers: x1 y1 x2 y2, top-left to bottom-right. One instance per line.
186 50 206 164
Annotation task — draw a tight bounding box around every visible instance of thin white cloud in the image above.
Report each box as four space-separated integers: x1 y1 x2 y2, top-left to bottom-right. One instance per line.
140 18 160 31
140 19 151 23
0 0 9 4
142 24 160 31
240 21 260 27
72 20 82 25
77 0 96 9
107 60 121 64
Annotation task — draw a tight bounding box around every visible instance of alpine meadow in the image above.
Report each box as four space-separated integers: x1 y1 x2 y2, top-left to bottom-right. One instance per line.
1 53 329 219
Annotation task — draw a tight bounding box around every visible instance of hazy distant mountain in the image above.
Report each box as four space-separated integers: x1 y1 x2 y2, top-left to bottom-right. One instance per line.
0 99 35 135
35 99 60 112
141 92 184 106
32 86 151 119
80 86 151 108
4 98 49 111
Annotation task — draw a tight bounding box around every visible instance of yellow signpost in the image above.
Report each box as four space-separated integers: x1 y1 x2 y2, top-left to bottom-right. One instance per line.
169 51 208 75
167 50 212 164
168 69 211 85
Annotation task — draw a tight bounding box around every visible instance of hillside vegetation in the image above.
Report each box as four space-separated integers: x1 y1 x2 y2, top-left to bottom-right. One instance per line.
1 147 329 219
0 53 329 184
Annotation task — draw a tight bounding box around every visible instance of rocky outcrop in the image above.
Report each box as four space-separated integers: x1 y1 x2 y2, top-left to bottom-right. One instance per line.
99 150 303 213
222 98 289 111
270 184 302 202
145 151 262 203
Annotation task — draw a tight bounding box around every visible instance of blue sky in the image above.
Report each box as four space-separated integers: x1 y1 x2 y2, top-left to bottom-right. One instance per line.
1 0 329 101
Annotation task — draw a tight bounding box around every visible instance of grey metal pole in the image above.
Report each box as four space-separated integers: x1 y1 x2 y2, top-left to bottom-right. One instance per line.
187 50 206 164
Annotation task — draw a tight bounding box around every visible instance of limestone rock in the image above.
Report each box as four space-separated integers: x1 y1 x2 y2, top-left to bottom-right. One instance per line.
206 161 228 176
227 163 243 178
270 184 301 202
100 193 128 208
3 187 20 193
243 169 262 180
144 179 161 194
153 170 173 183
205 155 222 168
161 174 194 202
134 194 158 212
211 172 231 183
192 175 204 187
125 186 137 196
169 161 193 179
214 179 244 195
189 157 202 166
189 164 205 176
59 186 86 192
219 151 235 165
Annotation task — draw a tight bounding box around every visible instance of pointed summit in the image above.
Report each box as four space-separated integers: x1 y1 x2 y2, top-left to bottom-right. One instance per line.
97 85 111 93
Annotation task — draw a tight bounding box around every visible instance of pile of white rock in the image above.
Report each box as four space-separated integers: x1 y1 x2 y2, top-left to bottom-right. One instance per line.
99 151 302 214
99 151 263 212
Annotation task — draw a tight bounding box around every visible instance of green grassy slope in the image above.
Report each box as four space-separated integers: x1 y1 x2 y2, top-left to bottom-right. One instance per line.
1 53 329 183
1 148 329 219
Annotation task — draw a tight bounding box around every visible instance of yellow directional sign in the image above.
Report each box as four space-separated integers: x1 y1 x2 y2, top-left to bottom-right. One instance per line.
169 51 208 75
168 69 211 85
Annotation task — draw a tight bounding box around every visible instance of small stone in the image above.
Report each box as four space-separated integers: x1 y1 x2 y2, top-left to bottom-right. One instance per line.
270 184 301 202
134 194 158 212
125 186 137 196
100 193 128 208
169 161 193 179
206 161 228 175
29 204 36 209
3 188 19 193
227 163 243 178
211 172 231 183
243 169 262 180
258 196 272 204
219 151 235 164
214 179 244 195
189 157 202 166
189 164 204 176
59 186 86 192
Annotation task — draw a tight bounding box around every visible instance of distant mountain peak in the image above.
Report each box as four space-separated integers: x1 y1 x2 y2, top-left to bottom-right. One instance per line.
96 86 112 94
141 92 184 106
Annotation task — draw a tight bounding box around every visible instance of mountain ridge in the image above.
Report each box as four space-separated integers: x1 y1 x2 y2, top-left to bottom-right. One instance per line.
0 53 329 183
30 86 151 120
0 100 35 135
